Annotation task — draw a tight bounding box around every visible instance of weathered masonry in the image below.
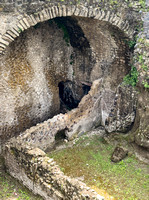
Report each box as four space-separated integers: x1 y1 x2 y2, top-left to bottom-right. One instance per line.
0 0 136 53
0 0 140 142
1 0 149 199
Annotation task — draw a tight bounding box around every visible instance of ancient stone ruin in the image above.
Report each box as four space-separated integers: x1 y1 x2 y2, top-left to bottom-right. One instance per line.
0 0 149 199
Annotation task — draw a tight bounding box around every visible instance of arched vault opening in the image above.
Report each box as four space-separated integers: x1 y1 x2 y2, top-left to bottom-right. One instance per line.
0 5 133 54
0 14 132 141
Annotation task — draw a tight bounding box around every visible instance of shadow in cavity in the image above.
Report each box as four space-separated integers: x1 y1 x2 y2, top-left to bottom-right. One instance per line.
58 80 91 113
53 17 90 50
54 129 68 149
51 16 95 79
55 129 67 141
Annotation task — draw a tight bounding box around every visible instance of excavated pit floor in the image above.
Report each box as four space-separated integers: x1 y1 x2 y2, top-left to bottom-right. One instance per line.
47 130 149 200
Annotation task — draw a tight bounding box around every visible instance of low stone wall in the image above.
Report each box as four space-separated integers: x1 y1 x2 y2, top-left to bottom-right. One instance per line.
2 79 137 153
8 79 104 151
9 79 135 152
2 79 106 199
4 141 104 200
2 78 138 199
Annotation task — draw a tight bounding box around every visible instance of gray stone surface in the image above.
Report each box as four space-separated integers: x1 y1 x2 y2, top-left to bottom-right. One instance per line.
105 84 138 133
146 0 149 6
111 146 128 163
132 0 149 151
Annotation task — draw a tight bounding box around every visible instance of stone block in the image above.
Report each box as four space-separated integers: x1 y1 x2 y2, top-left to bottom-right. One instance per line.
111 146 128 162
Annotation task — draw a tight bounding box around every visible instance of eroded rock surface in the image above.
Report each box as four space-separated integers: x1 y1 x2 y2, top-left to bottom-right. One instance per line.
105 84 138 133
134 90 149 149
0 16 130 143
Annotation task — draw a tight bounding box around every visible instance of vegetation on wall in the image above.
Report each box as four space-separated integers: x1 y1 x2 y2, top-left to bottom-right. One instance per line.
136 41 149 89
123 66 138 87
123 0 149 89
124 49 149 89
53 18 70 46
138 0 146 9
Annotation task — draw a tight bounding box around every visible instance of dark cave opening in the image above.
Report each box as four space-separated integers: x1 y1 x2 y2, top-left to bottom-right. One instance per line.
58 80 91 113
0 14 133 143
55 129 67 141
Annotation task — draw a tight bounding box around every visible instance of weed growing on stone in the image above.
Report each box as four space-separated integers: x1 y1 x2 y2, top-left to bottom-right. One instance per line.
138 0 146 9
123 66 138 87
53 18 70 46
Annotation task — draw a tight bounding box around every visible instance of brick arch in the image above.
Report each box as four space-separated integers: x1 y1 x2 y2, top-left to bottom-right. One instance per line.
0 5 133 55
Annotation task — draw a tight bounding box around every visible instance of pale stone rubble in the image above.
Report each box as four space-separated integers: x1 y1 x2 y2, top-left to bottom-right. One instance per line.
12 80 137 152
10 79 104 151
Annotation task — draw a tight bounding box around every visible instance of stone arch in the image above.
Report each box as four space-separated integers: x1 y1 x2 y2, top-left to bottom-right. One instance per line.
0 5 133 55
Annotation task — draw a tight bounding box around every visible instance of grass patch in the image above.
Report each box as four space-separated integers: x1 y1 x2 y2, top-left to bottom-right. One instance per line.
0 156 43 200
48 135 149 200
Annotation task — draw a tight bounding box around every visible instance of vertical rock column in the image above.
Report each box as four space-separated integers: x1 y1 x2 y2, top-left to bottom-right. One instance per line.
134 0 149 152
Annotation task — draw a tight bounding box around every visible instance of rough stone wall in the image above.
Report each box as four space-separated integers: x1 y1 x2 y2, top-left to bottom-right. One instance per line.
132 6 149 151
0 0 141 145
0 15 130 143
4 143 104 200
5 79 136 152
105 84 138 133
1 77 144 199
0 0 148 198
0 0 148 155
7 79 106 151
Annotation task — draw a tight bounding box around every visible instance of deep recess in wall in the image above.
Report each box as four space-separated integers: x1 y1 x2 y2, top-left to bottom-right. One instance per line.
52 17 90 49
55 129 67 140
51 16 95 82
0 14 132 143
58 80 91 113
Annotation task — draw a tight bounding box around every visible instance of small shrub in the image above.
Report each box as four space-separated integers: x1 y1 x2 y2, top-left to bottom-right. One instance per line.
123 66 138 87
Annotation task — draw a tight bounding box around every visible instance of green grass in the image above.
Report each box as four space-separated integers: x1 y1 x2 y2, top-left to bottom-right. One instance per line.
48 135 149 200
0 156 43 200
